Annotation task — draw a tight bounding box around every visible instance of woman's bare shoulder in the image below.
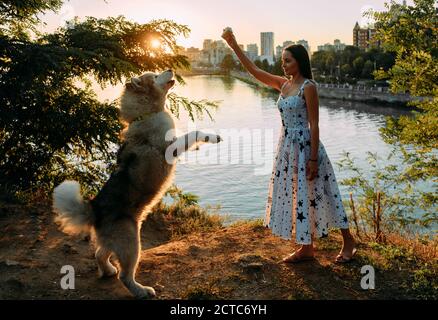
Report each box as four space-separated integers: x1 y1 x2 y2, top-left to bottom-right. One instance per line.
304 79 318 92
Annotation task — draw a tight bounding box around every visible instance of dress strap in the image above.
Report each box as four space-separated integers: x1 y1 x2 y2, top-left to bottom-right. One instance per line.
280 79 289 92
298 79 310 97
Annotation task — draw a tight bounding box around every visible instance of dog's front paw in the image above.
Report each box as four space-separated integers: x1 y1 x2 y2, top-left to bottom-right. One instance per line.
204 134 222 144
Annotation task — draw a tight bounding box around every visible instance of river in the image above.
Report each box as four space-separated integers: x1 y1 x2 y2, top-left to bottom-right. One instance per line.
96 75 417 222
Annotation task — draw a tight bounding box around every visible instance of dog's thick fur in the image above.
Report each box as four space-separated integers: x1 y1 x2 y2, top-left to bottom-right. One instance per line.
52 70 221 298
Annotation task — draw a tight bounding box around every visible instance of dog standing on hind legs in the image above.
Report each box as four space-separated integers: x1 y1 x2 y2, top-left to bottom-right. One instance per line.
52 70 221 299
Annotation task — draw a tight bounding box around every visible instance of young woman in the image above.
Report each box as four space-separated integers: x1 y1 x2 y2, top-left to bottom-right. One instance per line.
222 28 357 263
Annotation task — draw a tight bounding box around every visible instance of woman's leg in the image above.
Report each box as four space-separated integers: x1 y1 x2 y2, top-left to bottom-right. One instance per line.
298 243 315 256
283 241 315 263
337 228 356 261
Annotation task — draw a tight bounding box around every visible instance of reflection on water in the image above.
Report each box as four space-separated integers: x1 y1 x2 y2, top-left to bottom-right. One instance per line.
95 75 414 221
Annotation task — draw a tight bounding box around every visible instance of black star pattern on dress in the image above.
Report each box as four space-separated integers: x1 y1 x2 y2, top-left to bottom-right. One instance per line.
297 211 306 223
343 216 348 223
266 87 349 244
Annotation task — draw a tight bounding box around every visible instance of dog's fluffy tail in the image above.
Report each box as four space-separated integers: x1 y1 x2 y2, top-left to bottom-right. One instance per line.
52 180 93 235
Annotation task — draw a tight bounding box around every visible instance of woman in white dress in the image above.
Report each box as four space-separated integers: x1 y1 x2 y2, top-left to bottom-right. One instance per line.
222 28 357 263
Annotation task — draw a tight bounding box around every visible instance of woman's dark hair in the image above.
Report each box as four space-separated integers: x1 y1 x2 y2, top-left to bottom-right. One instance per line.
284 44 313 79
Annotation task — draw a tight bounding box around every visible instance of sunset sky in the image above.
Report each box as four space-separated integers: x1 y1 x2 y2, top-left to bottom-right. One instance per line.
41 0 412 51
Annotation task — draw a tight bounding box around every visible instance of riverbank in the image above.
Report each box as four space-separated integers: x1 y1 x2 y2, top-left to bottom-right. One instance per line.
1 199 436 299
231 71 415 107
180 69 416 107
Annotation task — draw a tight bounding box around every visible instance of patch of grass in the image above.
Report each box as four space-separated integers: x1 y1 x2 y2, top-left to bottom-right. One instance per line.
368 242 417 265
406 263 438 299
183 286 222 300
229 219 265 231
161 202 224 239
365 241 438 298
354 253 386 271
182 281 225 300
315 237 339 251
151 186 224 239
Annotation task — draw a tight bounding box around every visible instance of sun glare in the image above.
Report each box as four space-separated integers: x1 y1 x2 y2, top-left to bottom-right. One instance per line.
151 39 161 49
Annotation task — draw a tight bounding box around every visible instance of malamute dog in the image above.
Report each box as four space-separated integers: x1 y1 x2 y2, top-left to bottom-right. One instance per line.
52 70 221 298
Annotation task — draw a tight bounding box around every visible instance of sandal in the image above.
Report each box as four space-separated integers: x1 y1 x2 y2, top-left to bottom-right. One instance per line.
282 252 315 264
335 248 357 264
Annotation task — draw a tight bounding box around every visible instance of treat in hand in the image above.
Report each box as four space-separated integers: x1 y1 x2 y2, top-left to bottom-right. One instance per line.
221 27 235 45
223 27 233 34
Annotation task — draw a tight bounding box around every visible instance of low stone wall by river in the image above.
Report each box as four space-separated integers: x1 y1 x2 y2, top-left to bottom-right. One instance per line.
229 71 414 105
317 83 414 104
179 68 419 105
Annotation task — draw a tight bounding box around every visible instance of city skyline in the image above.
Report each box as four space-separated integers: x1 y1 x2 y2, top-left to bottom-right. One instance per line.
40 0 414 53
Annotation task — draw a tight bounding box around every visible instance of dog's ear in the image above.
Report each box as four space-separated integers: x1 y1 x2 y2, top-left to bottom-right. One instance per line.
125 77 143 91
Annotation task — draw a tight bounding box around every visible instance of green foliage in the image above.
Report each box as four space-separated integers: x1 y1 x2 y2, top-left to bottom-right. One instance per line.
410 265 438 299
0 0 63 39
370 0 438 150
368 241 415 262
167 93 220 122
165 184 200 206
152 185 224 239
368 241 438 299
0 1 219 196
337 0 438 239
271 57 284 76
254 58 273 73
219 53 236 74
337 150 437 235
311 46 394 83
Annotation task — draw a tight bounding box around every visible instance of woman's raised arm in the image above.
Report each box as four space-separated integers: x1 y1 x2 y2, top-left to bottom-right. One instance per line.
221 28 286 92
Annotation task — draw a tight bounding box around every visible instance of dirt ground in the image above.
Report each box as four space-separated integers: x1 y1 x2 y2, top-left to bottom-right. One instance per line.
0 201 435 300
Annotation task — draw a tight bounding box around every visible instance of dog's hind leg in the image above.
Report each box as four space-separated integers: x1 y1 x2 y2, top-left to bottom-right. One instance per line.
95 246 118 278
112 220 156 299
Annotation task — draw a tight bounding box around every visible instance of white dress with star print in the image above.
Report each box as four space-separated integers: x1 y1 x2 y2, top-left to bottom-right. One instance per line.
264 79 349 245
